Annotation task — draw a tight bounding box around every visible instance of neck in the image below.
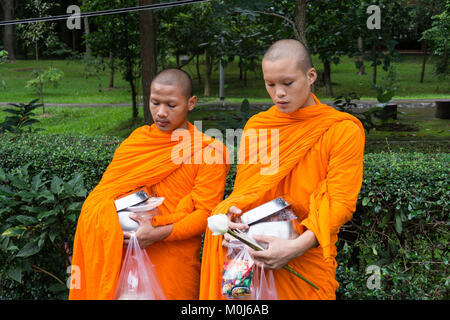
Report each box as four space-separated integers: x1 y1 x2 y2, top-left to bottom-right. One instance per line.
300 93 316 109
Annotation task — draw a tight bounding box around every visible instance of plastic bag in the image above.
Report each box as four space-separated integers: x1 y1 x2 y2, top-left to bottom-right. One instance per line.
222 240 278 300
114 232 166 300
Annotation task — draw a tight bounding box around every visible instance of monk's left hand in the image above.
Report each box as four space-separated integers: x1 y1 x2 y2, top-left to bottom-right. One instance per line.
248 235 301 270
248 231 318 270
123 211 173 249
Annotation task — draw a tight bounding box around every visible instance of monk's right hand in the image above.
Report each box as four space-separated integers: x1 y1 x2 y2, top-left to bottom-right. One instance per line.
222 206 249 248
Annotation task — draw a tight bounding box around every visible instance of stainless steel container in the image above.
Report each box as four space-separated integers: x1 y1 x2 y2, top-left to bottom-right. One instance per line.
240 197 296 241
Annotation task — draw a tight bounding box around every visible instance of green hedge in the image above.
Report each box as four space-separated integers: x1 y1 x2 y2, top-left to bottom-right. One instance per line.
0 133 448 299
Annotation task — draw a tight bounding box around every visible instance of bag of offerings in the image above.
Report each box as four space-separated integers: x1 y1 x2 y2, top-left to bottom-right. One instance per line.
114 232 166 300
114 189 166 300
222 239 278 300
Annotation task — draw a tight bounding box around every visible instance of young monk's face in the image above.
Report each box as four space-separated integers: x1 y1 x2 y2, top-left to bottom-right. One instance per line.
262 57 317 113
150 82 196 132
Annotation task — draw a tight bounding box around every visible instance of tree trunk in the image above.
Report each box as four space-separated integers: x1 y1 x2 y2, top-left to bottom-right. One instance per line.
357 36 366 75
372 44 377 85
139 0 157 124
196 54 201 85
82 0 91 56
130 78 138 119
239 56 243 80
420 40 427 83
294 0 307 47
35 42 44 113
109 51 115 88
1 0 16 60
204 48 212 97
323 59 334 97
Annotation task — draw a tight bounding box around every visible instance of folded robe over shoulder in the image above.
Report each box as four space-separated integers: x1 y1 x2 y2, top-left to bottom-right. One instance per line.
69 122 229 300
199 94 365 300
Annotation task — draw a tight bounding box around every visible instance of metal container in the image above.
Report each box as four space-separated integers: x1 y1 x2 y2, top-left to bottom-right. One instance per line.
240 197 295 241
114 189 149 212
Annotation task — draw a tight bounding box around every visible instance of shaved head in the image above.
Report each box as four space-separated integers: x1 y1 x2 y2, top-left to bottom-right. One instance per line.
263 39 313 74
152 68 193 98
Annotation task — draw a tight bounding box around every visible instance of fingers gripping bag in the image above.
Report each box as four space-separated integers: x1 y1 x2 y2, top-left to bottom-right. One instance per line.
114 232 166 300
221 239 278 300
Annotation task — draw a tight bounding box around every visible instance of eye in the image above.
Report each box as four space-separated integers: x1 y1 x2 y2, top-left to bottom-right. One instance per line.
168 104 176 108
266 83 275 87
151 101 160 105
284 81 293 86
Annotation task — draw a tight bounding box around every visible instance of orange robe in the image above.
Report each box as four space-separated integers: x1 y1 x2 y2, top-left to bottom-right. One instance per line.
69 122 229 300
200 94 365 300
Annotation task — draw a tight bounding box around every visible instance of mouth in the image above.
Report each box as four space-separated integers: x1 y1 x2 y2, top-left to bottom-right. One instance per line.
156 120 170 127
276 101 289 106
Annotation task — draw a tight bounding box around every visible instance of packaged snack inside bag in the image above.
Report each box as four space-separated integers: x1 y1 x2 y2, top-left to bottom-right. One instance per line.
222 240 254 299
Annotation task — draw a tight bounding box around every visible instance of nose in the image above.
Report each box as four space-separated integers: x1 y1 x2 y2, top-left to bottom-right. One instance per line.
156 104 168 118
275 85 286 98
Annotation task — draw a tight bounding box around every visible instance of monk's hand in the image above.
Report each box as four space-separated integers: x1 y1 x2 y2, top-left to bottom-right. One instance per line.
124 209 172 249
222 206 249 248
248 230 319 270
247 235 299 270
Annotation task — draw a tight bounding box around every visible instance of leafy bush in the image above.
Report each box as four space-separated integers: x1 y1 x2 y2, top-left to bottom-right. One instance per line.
336 152 449 300
0 132 120 191
0 165 87 299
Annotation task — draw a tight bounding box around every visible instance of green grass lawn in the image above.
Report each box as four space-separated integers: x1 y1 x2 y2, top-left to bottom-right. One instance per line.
0 54 448 105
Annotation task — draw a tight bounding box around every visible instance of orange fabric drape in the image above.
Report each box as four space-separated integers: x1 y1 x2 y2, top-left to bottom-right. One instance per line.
69 122 229 300
199 94 365 300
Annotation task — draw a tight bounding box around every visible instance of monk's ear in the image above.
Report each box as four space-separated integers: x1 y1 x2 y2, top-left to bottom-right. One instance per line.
187 95 197 111
306 68 317 86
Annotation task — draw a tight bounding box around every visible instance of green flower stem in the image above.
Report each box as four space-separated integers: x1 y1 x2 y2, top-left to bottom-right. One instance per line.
227 229 319 290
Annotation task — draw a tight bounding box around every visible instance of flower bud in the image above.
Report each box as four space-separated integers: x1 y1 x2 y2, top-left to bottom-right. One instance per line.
207 214 229 235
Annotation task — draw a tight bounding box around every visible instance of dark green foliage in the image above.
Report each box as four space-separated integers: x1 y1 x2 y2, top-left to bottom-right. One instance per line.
0 132 120 191
336 152 449 299
0 165 88 300
0 99 43 133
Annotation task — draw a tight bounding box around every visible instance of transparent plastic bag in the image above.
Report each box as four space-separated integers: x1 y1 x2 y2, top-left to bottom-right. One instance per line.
251 264 278 300
222 240 278 300
114 232 166 300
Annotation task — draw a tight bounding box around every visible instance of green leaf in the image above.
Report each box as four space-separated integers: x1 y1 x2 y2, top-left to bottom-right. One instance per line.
16 215 38 226
362 197 370 206
50 176 63 195
16 241 41 258
2 226 27 238
8 267 22 283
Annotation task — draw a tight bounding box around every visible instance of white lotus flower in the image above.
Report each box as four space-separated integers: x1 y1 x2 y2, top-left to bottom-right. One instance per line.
207 214 229 235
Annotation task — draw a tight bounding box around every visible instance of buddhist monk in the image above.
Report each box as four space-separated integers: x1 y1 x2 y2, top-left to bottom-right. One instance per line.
69 68 229 300
200 39 365 300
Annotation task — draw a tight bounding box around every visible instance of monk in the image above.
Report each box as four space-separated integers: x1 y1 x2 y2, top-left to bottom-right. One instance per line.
200 39 365 300
69 68 229 300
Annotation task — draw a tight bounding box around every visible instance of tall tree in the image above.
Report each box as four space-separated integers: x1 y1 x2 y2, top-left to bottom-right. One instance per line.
84 0 141 119
139 0 157 124
1 0 15 60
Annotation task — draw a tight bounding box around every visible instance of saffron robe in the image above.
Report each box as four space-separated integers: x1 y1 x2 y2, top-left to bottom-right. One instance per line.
199 94 365 300
69 122 229 300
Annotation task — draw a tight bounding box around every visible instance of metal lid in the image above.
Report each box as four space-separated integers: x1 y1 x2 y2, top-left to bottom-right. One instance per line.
240 197 290 226
114 189 149 212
